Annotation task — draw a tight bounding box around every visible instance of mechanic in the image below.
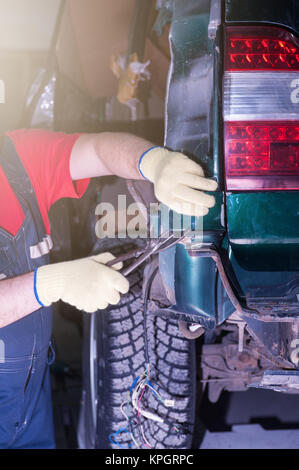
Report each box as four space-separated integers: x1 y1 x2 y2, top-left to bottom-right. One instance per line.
0 129 217 449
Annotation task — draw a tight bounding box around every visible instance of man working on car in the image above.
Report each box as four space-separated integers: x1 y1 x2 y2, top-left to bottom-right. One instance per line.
0 129 217 448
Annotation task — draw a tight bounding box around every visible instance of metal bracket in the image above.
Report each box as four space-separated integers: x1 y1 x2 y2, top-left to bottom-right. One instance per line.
188 245 299 324
187 245 254 318
250 370 299 393
227 311 247 353
208 0 222 39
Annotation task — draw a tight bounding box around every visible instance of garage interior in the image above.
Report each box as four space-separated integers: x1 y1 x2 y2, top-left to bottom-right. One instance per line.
1 0 299 450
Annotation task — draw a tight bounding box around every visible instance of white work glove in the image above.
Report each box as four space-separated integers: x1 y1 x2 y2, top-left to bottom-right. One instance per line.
139 147 218 216
35 253 129 313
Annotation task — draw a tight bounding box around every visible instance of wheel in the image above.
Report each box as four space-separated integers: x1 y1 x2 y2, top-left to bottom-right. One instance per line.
77 309 98 449
79 260 200 449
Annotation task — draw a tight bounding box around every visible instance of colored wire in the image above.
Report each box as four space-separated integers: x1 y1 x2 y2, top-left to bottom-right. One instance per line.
130 431 140 449
137 386 146 421
120 401 130 422
111 265 184 448
145 383 164 403
109 426 133 449
141 425 152 449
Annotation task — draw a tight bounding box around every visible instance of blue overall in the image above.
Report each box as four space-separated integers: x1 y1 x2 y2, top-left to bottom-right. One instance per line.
0 136 55 449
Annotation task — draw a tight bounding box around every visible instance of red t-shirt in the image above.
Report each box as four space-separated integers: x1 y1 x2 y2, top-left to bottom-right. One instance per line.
0 129 90 236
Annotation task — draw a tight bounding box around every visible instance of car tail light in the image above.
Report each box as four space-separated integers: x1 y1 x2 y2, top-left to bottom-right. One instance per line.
223 26 299 190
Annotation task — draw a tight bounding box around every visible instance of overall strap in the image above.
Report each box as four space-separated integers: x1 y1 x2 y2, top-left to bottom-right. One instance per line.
0 136 46 234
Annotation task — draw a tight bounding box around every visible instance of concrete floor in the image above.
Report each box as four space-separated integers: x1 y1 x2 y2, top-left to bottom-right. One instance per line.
200 388 299 448
201 425 299 449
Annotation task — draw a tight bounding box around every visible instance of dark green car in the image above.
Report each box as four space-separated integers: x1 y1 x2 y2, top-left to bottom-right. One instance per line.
161 0 299 390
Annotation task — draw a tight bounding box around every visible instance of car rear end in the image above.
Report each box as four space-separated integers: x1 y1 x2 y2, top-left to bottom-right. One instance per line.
223 6 299 321
159 0 299 391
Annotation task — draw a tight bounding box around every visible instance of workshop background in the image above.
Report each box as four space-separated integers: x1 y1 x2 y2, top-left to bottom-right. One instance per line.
1 0 299 449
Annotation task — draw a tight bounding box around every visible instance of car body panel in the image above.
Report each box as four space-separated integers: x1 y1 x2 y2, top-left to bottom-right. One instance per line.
159 0 233 328
225 0 299 36
224 0 299 316
160 0 299 330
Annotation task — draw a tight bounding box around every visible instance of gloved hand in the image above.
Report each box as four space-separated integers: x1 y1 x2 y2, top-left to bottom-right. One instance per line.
35 253 129 313
139 147 218 216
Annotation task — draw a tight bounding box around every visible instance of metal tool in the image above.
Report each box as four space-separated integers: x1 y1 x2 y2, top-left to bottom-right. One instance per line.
107 230 191 277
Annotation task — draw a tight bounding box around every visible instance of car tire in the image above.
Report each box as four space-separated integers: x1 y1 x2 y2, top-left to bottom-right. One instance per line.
79 261 201 449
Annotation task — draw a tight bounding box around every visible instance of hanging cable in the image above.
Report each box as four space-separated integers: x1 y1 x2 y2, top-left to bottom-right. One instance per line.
143 267 159 364
110 265 187 448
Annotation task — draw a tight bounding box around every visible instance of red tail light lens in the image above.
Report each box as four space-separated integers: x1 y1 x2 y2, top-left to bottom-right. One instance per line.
225 122 299 189
226 26 299 71
224 26 299 190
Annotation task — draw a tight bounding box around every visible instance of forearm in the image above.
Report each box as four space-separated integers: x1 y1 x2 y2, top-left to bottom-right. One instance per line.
70 132 154 181
69 131 217 218
0 272 40 328
0 252 130 329
94 132 152 179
